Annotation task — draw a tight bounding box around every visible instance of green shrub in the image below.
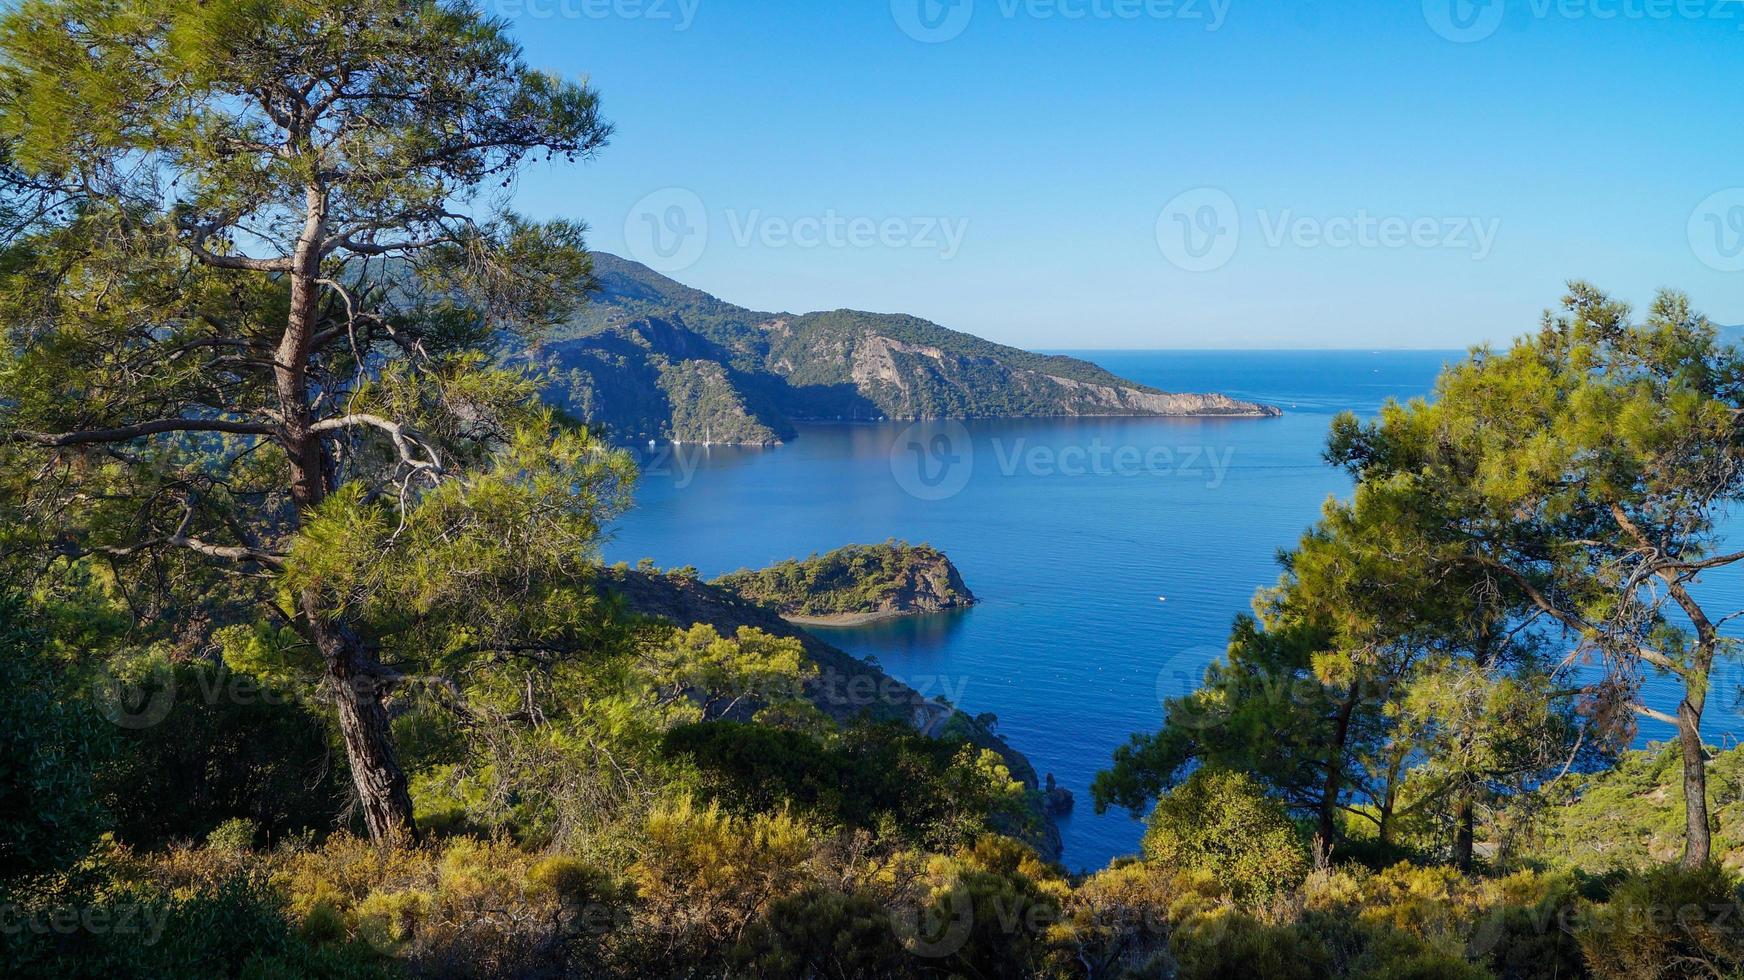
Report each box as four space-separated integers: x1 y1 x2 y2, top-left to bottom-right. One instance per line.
663 720 1028 851
1473 871 1587 980
0 873 394 980
732 887 918 979
208 818 261 853
1047 859 1214 978
1578 863 1744 979
628 798 818 964
1350 948 1494 980
1171 906 1329 979
1143 768 1311 907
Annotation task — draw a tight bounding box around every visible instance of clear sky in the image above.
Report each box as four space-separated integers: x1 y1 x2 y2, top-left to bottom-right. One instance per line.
498 0 1744 349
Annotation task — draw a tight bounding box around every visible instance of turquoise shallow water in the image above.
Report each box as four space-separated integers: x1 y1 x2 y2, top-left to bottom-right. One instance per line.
605 350 1744 870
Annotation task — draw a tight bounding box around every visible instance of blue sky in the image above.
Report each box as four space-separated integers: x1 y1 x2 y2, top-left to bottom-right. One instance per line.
499 0 1744 349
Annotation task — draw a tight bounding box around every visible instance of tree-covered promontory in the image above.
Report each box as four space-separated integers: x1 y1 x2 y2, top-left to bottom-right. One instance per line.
714 540 977 624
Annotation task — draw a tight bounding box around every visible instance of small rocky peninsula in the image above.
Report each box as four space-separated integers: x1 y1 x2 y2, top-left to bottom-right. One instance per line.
712 540 977 627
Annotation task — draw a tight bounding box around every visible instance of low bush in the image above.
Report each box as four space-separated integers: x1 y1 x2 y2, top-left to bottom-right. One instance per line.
1142 767 1311 909
1577 862 1744 979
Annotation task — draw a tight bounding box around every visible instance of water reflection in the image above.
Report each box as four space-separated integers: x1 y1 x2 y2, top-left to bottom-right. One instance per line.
805 605 976 661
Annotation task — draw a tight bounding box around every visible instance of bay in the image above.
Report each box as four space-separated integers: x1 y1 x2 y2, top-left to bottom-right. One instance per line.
605 350 1744 870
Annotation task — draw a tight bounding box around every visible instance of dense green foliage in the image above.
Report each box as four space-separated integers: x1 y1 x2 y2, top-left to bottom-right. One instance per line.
1327 285 1744 868
713 539 974 618
1528 742 1744 872
662 720 1028 850
0 596 109 877
0 0 632 846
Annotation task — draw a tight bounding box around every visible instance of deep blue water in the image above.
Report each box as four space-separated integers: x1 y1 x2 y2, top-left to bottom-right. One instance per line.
604 350 1744 871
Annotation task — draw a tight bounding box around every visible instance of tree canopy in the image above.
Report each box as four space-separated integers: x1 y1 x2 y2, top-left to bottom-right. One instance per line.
0 0 624 844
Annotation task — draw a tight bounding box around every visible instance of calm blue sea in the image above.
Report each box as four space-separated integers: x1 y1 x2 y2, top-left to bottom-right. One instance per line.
604 350 1744 871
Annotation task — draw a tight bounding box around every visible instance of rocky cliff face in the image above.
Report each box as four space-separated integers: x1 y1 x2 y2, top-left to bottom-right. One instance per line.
882 547 975 617
515 254 1280 445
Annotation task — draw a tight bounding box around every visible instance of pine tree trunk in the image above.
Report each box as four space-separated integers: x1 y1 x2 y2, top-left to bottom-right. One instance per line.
275 183 417 846
1454 794 1475 874
1317 689 1359 859
306 591 417 845
1677 696 1711 868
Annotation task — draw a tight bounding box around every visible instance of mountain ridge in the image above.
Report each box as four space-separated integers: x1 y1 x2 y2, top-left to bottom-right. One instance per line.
518 253 1280 445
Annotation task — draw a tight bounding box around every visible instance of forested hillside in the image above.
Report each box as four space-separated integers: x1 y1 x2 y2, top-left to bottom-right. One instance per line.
520 253 1279 444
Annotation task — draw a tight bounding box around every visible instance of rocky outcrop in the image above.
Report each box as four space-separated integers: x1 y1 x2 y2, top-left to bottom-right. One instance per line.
1043 374 1283 417
1043 773 1075 817
893 549 976 616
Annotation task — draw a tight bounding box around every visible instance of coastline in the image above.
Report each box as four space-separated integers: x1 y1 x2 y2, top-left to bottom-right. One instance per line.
643 407 1284 449
783 608 938 628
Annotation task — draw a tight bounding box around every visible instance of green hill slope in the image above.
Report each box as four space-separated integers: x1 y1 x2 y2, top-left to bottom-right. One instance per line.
514 254 1280 445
